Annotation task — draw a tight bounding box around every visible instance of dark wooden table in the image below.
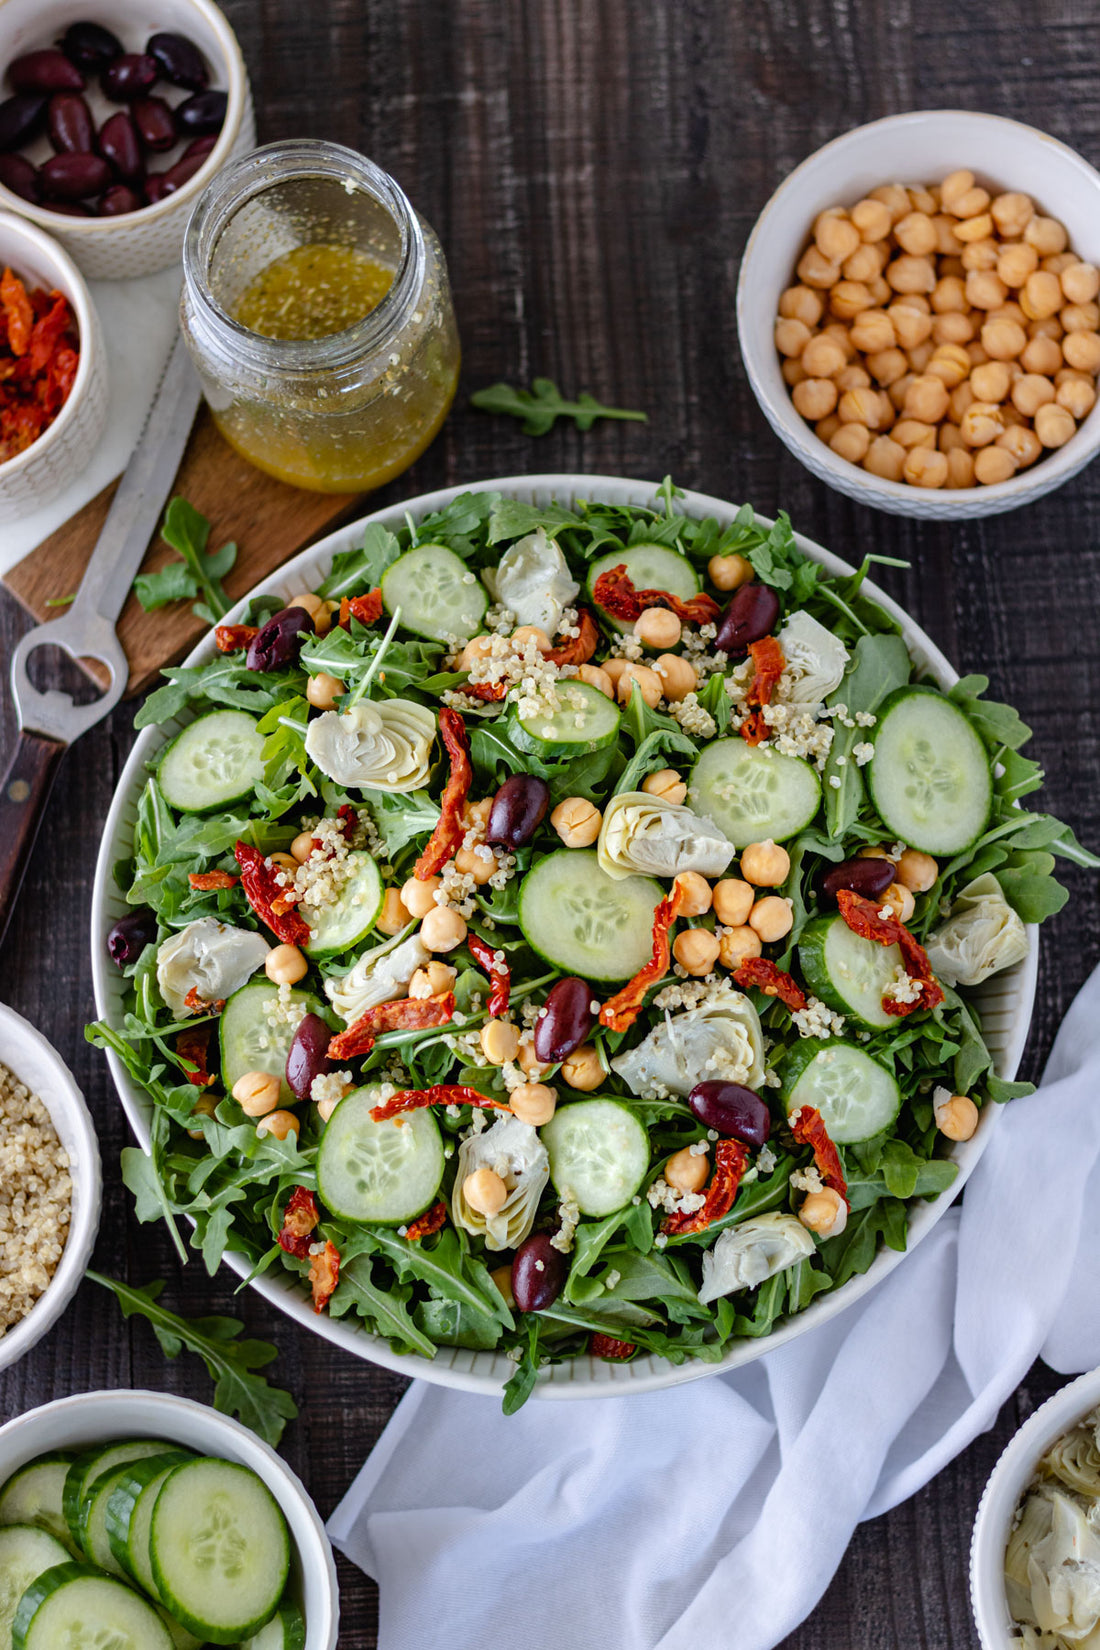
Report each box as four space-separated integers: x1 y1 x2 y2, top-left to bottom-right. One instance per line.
3 2 1098 1644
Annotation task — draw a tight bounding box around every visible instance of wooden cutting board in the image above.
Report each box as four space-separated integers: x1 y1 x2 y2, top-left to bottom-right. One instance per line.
1 405 362 698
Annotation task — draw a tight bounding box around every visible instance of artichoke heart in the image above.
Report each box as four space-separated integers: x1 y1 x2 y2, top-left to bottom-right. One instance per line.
697 1213 815 1304
156 918 270 1017
482 527 579 634
304 698 436 793
611 984 764 1097
1043 1418 1100 1499
597 791 735 881
1024 1486 1100 1639
925 871 1029 987
325 932 429 1025
776 610 849 712
452 1115 549 1251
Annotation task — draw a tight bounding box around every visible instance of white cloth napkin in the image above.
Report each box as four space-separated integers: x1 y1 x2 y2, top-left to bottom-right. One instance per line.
327 964 1100 1650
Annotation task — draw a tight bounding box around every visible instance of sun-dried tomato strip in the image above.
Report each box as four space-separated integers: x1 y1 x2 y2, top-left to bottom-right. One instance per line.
175 1023 214 1087
544 607 600 668
590 1333 637 1361
188 869 239 890
369 1083 513 1123
405 1200 448 1241
414 709 473 880
599 882 685 1033
733 957 808 1012
835 889 944 1016
1 268 33 357
662 1139 750 1236
309 1239 340 1313
467 933 510 1016
278 1186 319 1259
235 841 311 946
215 623 259 653
591 565 721 628
740 635 786 746
339 588 384 628
790 1104 849 1209
183 986 225 1016
329 992 455 1061
336 802 358 838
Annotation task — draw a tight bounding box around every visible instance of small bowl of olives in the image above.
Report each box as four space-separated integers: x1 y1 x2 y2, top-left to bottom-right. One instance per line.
0 0 255 278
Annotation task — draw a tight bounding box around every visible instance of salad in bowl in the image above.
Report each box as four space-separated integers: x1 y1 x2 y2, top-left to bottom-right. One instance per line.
89 477 1094 1408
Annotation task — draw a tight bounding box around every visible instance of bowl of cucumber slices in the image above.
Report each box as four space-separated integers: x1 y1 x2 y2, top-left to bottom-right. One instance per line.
0 1387 338 1648
89 474 1085 1406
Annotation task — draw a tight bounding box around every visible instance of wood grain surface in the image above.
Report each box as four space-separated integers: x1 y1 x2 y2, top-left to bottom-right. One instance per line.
2 2 1099 1646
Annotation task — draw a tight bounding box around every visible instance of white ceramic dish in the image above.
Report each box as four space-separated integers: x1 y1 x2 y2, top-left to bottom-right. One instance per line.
737 110 1100 519
91 473 1039 1399
0 1387 339 1649
0 1000 102 1375
970 1364 1100 1649
0 0 256 279
0 211 107 522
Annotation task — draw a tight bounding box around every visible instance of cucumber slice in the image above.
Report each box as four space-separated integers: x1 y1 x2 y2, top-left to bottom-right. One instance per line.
689 739 822 848
798 914 903 1031
219 982 324 1107
317 1085 444 1225
13 1563 173 1650
150 1459 290 1643
783 1040 901 1144
237 1600 306 1650
381 544 488 643
158 710 265 815
511 681 621 759
0 1524 70 1647
98 1452 191 1582
867 687 993 856
63 1442 167 1556
0 1453 74 1546
302 850 384 957
542 1100 651 1216
587 543 700 633
518 849 663 982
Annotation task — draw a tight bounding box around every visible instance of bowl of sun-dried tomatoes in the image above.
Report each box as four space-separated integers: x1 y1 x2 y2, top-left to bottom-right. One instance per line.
0 209 106 520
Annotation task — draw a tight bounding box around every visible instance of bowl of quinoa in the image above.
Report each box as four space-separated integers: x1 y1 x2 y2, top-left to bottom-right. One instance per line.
0 1003 101 1374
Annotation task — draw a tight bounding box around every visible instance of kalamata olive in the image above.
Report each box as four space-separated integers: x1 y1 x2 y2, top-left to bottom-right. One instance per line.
715 584 781 659
511 1232 568 1313
0 154 40 202
60 20 123 72
174 89 227 135
99 183 141 215
285 1014 332 1102
533 976 598 1065
246 605 316 672
181 134 218 163
9 50 85 94
40 151 111 200
98 111 143 182
107 908 158 967
102 53 159 102
147 31 209 90
487 774 550 849
143 172 171 204
0 93 47 151
45 200 95 216
48 92 94 153
688 1081 771 1148
160 147 214 192
132 95 175 151
820 856 896 904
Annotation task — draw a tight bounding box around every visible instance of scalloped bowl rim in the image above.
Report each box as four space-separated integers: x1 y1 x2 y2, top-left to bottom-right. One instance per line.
90 474 1039 1399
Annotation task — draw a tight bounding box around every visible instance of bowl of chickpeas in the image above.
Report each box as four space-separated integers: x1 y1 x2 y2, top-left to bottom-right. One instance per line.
737 110 1100 516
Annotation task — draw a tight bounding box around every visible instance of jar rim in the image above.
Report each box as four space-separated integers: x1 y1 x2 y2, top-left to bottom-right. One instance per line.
182 139 425 371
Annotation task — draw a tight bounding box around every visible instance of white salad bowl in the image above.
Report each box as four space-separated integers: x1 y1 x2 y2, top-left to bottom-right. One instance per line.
0 1388 339 1649
91 474 1039 1399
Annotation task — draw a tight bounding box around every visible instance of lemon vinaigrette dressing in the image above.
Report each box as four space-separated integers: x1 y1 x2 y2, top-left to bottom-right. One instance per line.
181 140 461 494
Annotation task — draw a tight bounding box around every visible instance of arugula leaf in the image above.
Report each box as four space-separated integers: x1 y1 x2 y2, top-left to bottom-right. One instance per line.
471 377 647 436
136 659 299 728
366 791 441 856
257 696 315 793
318 523 403 599
330 1254 437 1358
822 632 912 837
134 498 238 623
616 728 699 796
486 498 584 544
86 1271 298 1446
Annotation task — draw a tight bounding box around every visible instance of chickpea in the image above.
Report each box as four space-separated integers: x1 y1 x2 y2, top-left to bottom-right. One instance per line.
601 656 631 688
867 274 892 307
315 1083 353 1124
821 322 857 359
962 269 1004 312
991 191 1035 238
888 302 933 350
187 1091 219 1138
400 874 442 919
829 279 873 321
1028 314 1064 340
1020 269 1063 322
887 253 936 295
800 334 847 378
747 895 794 943
634 606 682 650
490 1264 515 1308
464 797 493 831
946 447 975 488
642 767 687 805
265 943 308 986
837 386 882 427
953 184 992 221
970 361 1010 403
863 435 906 481
512 624 552 654
879 881 915 922
843 241 886 283
1061 301 1100 334
455 844 496 885
908 184 937 215
829 422 871 464
974 447 1016 486
1020 333 1062 375
930 213 963 255
458 633 495 672
894 848 938 893
664 1145 710 1195
1063 329 1100 374
673 928 721 976
616 662 664 709
708 552 753 591
960 401 1005 446
233 1070 281 1117
868 183 911 223
268 852 298 874
799 1187 848 1239
1024 215 1067 256
739 838 790 887
1056 375 1097 419
892 210 935 257
967 342 990 366
517 1037 550 1079
305 671 345 711
1061 261 1100 305
903 447 949 488
1045 252 1080 277
849 309 895 353
814 208 861 263
409 960 456 999
781 357 807 389
774 316 813 358
702 882 753 934
653 654 698 702
930 312 973 348
675 871 713 917
888 373 915 411
831 372 867 402
420 905 468 952
858 844 896 862
463 1166 508 1216
940 169 975 212
960 238 999 274
995 241 1037 289
376 887 412 935
997 425 1042 469
934 1091 980 1142
551 796 602 848
1010 373 1055 418
903 374 950 421
257 1109 301 1142
940 416 968 449
892 418 937 451
851 195 894 240
1034 401 1078 448
930 274 967 314
561 1044 604 1091
797 245 840 289
286 590 326 626
717 924 762 970
575 662 615 700
908 340 936 374
509 1082 558 1126
954 212 994 244
865 346 908 386
291 830 318 866
779 284 824 326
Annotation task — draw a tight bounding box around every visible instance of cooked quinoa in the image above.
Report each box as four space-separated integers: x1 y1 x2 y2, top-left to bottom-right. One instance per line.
0 1061 71 1335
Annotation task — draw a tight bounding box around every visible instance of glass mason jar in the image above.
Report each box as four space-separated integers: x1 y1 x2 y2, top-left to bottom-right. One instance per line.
180 140 460 494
